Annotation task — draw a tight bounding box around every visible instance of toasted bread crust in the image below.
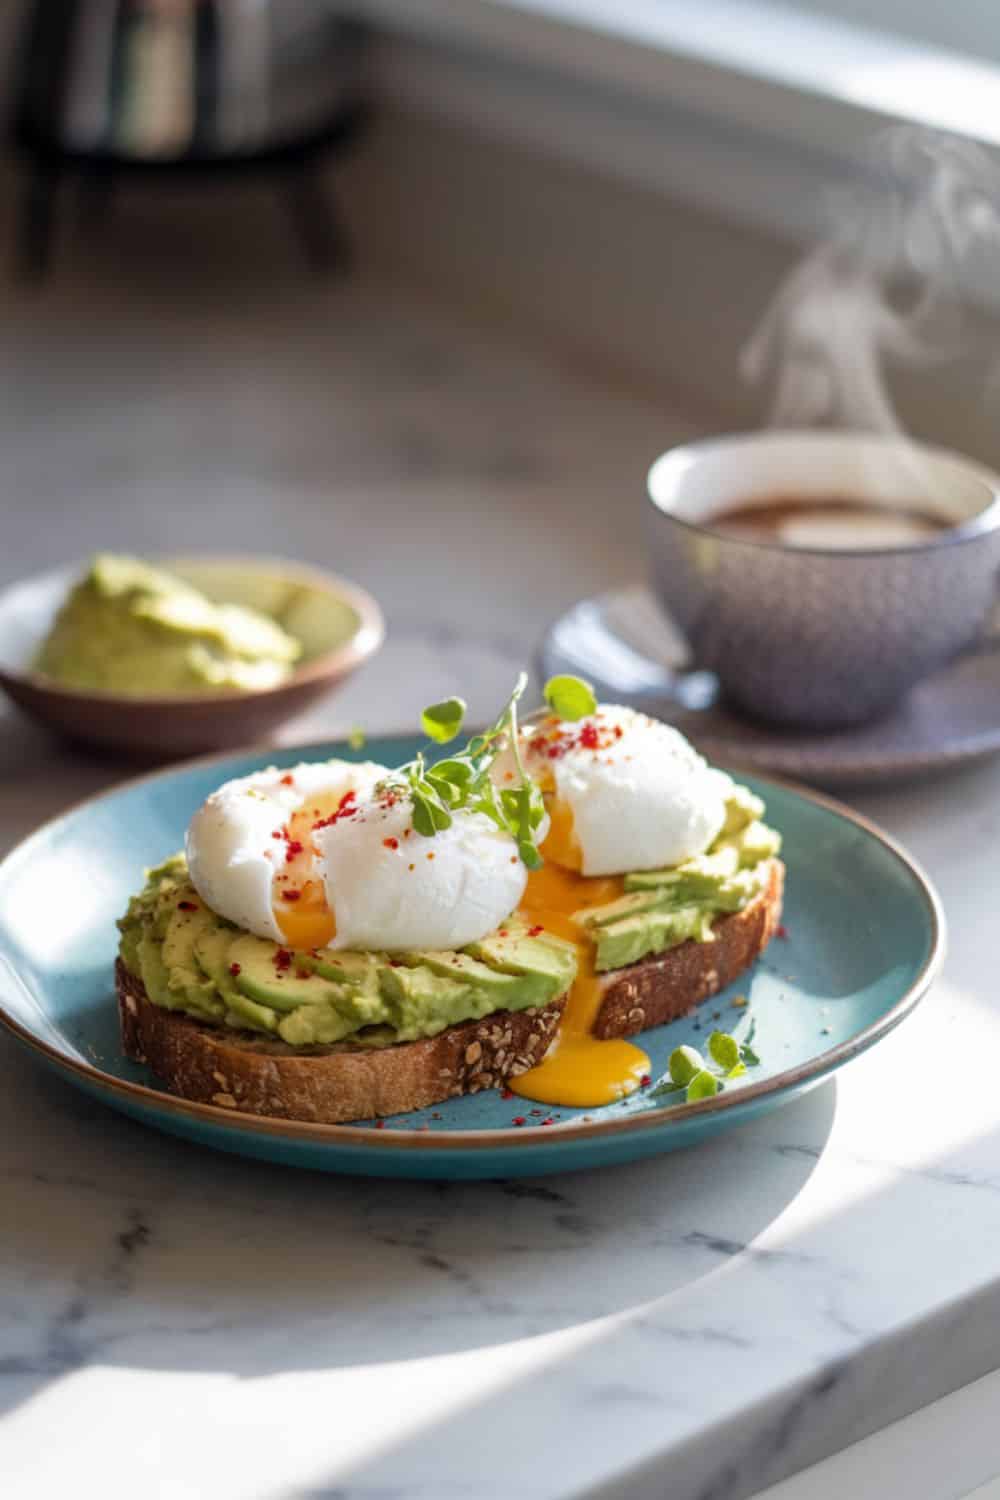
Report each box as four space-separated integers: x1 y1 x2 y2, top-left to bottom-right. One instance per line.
116 960 565 1123
592 858 784 1038
117 857 782 1121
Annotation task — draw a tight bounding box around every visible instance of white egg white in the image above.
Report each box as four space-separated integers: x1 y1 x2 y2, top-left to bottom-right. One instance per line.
186 760 388 940
185 759 528 952
315 798 527 953
521 704 730 876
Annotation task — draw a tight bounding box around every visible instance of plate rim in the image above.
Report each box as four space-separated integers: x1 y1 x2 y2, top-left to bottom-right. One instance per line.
0 733 946 1153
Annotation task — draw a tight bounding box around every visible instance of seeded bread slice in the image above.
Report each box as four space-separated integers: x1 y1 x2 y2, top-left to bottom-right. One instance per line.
116 959 565 1124
592 857 784 1039
116 857 782 1123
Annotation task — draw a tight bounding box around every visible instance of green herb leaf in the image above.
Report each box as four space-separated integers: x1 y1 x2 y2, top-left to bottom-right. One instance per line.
411 790 452 836
686 1070 720 1102
347 725 366 751
708 1031 740 1072
427 758 474 787
377 671 553 865
739 1042 761 1067
668 1045 704 1087
543 674 597 722
420 697 467 744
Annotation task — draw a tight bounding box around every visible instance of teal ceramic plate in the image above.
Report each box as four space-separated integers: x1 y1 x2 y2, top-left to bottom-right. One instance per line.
0 736 944 1179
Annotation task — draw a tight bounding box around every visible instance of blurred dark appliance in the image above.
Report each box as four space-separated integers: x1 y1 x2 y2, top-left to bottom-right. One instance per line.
11 0 370 279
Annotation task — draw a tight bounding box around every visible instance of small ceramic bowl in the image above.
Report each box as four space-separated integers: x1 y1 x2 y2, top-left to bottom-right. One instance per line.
0 556 385 757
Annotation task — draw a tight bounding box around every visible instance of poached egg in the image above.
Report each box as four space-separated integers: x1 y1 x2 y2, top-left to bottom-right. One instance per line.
499 705 730 1108
186 760 528 955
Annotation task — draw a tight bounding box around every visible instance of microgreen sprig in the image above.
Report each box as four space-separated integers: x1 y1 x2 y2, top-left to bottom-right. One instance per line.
378 672 593 866
650 1021 761 1105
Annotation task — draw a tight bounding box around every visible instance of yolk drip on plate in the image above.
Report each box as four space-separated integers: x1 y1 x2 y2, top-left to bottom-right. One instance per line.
509 801 650 1108
272 797 339 950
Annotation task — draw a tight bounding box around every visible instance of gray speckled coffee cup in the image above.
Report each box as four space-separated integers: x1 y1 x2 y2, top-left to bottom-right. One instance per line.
646 431 1000 729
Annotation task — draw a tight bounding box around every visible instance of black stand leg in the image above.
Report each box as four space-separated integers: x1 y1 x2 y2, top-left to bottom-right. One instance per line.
281 159 351 273
16 159 60 282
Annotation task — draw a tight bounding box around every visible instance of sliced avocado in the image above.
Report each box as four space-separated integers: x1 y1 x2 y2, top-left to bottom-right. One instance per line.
623 847 740 894
402 948 550 1009
138 927 223 1020
720 785 765 836
594 905 718 972
194 926 279 1035
162 897 218 976
377 963 480 1041
278 1003 361 1046
463 924 577 994
136 929 172 1009
226 933 346 1013
734 820 781 867
306 947 383 996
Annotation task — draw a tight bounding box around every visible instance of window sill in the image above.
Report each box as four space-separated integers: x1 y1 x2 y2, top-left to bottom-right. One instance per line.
357 0 1000 244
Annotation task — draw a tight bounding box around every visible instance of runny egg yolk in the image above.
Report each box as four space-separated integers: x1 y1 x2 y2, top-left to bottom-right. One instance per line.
272 797 339 950
510 797 650 1108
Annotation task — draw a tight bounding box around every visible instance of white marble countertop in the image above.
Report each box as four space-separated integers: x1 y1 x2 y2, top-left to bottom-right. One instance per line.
1 267 999 1500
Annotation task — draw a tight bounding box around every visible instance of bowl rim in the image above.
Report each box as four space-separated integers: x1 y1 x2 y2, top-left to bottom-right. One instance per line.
646 429 1000 558
0 734 947 1153
0 554 385 708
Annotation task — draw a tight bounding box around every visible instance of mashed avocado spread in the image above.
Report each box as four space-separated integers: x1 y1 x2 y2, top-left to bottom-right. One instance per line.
36 554 301 695
117 787 779 1049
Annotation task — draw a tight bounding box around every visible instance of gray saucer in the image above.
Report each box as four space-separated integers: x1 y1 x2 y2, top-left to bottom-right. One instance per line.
540 585 1000 784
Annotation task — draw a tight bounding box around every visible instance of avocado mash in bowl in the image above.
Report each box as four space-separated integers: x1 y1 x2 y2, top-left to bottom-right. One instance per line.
0 554 384 755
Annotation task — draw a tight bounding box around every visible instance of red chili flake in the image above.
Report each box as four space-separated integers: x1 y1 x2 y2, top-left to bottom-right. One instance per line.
640 1074 652 1087
274 948 292 971
282 889 302 902
383 837 399 850
579 723 600 750
271 830 283 840
777 924 789 940
285 839 303 863
279 773 294 786
375 1120 386 1130
541 1117 555 1127
510 856 518 865
500 1088 514 1100
389 959 402 968
403 828 412 839
312 793 359 832
426 852 435 861
229 962 242 976
527 924 543 938
530 1108 544 1115
512 1116 527 1127
546 745 562 760
614 725 624 739
295 967 311 980
498 929 509 938
177 900 197 911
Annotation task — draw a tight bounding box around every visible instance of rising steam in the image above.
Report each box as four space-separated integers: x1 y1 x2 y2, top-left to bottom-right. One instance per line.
742 127 1000 430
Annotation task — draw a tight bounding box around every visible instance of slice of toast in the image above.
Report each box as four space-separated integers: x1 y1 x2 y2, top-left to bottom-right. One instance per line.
592 857 784 1038
116 857 783 1123
117 959 565 1124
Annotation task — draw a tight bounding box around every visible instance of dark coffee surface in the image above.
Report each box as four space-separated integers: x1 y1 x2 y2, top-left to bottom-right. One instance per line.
708 496 949 549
